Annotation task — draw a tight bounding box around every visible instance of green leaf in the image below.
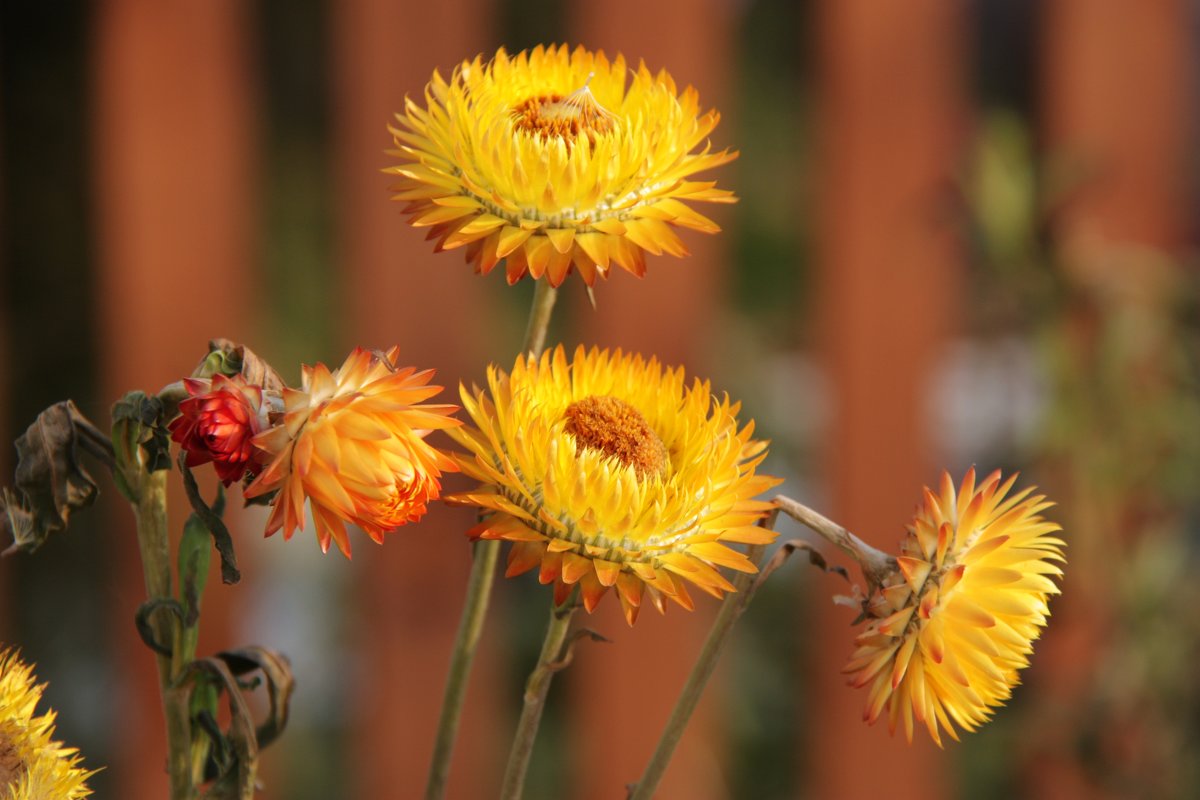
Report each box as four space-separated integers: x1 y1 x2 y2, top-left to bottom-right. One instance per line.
179 509 214 627
178 483 222 625
0 400 113 555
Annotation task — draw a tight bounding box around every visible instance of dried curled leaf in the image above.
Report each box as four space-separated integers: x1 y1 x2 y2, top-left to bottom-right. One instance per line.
1 401 113 555
186 657 259 799
753 538 850 592
135 597 186 657
111 391 172 478
216 647 294 749
199 339 285 395
186 646 294 799
180 458 240 585
547 629 611 673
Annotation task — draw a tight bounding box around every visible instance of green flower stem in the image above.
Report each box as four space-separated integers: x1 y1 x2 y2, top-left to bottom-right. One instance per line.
629 510 779 800
131 467 194 800
424 279 559 800
424 537 501 800
499 591 578 800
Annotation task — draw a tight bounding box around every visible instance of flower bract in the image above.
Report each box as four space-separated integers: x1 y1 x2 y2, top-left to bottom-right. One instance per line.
168 374 269 486
844 469 1065 745
244 347 459 557
387 44 736 286
0 648 95 799
447 345 779 624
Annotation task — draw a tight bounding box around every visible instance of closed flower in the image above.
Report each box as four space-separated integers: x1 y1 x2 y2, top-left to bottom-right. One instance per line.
168 374 269 486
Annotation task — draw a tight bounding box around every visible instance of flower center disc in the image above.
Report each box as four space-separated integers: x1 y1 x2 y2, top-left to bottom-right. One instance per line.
563 395 667 478
0 730 25 792
512 85 615 140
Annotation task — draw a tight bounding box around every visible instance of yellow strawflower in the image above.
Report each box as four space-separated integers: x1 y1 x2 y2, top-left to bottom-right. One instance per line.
844 469 1065 744
387 44 736 286
0 648 95 799
447 346 779 623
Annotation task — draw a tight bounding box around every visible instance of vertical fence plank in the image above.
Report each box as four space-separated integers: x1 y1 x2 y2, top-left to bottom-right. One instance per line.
93 2 257 795
1043 0 1191 250
808 0 964 797
0 91 7 642
330 2 500 797
0 71 8 644
1033 1 1193 796
565 3 737 797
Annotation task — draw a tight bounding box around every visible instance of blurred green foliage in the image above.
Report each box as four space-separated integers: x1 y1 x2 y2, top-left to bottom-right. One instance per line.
958 108 1200 800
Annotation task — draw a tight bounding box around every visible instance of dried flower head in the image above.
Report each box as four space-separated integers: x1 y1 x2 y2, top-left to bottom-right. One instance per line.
387 44 736 286
844 469 1065 745
448 346 779 623
0 648 95 799
244 347 459 557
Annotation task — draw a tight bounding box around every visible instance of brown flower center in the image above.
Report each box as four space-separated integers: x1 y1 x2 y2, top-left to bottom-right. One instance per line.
512 81 616 141
563 395 666 478
0 729 25 793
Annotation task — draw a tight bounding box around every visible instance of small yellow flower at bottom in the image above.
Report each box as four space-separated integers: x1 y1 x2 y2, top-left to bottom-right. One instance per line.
446 345 780 624
844 468 1065 745
0 648 96 799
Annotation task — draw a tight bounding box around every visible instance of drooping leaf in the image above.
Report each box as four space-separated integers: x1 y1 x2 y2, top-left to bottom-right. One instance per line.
180 457 240 585
753 538 851 592
215 647 295 748
184 645 294 798
185 657 259 800
0 400 113 555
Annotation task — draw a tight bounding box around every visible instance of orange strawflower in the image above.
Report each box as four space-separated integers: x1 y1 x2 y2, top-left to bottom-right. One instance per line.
244 347 458 557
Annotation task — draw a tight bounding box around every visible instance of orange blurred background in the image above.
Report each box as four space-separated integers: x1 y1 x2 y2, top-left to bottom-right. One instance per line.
2 1 1198 798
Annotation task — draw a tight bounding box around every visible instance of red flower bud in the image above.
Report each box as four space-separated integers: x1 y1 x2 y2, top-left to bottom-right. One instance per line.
168 374 268 486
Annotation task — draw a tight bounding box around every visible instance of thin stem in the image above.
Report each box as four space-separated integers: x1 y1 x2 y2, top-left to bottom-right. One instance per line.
500 592 578 800
772 494 895 585
423 539 500 800
629 511 778 800
520 279 559 359
132 468 194 800
424 279 560 800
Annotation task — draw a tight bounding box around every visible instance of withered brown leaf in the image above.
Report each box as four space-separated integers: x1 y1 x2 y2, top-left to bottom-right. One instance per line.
1 400 113 555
